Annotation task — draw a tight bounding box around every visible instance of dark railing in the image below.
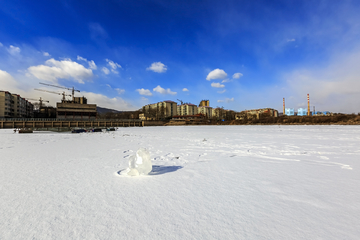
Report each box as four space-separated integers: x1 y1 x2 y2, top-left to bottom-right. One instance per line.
0 118 142 122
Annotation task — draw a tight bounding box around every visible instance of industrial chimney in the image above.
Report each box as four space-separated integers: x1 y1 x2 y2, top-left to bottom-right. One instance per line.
283 98 285 115
307 94 310 116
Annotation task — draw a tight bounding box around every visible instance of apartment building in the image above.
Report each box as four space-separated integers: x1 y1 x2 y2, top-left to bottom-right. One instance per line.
142 100 177 119
198 106 213 118
0 91 34 118
199 100 210 107
177 103 198 116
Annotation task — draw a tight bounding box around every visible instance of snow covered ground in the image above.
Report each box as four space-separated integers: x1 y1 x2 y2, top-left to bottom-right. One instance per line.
1 125 360 239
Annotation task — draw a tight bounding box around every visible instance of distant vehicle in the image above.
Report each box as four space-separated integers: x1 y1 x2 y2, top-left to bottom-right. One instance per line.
92 128 102 132
71 129 87 133
18 128 33 133
106 127 116 131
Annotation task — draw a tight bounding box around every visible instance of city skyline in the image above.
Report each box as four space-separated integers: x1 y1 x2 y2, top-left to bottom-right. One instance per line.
1 0 360 113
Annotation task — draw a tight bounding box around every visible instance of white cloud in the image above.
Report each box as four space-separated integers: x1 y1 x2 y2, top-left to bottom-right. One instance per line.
77 56 87 62
43 52 50 57
115 88 125 94
0 70 19 92
82 91 133 111
182 88 189 92
136 88 153 96
78 56 97 70
153 85 177 95
232 73 243 79
89 22 108 39
28 58 93 83
0 42 3 47
106 59 121 74
217 97 234 103
287 39 296 42
141 97 148 101
217 89 226 94
8 45 21 55
221 79 231 83
102 67 110 75
211 82 225 88
206 69 227 80
88 60 97 70
106 59 121 69
147 62 167 73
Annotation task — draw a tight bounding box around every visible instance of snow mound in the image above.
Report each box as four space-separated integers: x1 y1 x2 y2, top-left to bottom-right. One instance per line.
122 148 152 176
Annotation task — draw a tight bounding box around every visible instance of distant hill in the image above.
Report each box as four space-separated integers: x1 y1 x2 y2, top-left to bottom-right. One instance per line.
97 106 122 114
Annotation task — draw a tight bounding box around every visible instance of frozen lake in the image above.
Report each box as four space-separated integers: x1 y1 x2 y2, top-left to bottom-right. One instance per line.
1 125 360 239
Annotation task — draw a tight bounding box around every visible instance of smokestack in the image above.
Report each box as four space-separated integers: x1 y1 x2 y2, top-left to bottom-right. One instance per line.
307 94 310 116
283 98 285 115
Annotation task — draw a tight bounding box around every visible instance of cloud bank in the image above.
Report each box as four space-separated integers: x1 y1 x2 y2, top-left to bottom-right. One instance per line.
28 58 93 83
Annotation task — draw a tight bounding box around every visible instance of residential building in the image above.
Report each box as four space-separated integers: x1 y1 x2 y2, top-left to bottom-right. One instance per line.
142 100 177 119
198 106 213 118
177 103 198 116
0 91 34 118
12 94 29 118
199 100 210 107
212 108 226 120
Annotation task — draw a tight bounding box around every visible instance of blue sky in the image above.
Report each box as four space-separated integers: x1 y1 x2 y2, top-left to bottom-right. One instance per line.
1 0 360 113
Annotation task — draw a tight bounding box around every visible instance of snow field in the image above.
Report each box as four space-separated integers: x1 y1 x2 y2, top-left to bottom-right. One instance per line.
0 125 360 239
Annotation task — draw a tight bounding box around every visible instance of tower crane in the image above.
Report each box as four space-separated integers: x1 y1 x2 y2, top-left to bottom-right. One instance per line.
39 82 80 101
177 99 184 105
26 97 49 109
34 89 71 102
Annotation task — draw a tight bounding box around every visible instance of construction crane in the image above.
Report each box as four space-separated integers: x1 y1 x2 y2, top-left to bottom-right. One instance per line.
39 82 80 101
177 99 184 105
34 89 71 102
26 97 49 109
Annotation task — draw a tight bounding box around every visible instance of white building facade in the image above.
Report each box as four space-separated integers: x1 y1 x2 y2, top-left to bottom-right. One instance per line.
177 103 198 116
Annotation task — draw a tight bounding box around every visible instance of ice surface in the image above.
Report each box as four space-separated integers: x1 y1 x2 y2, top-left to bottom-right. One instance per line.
123 148 152 176
1 126 360 239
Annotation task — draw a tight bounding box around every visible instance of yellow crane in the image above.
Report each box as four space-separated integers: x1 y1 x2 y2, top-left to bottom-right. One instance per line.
34 89 71 102
39 82 80 102
26 97 49 109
